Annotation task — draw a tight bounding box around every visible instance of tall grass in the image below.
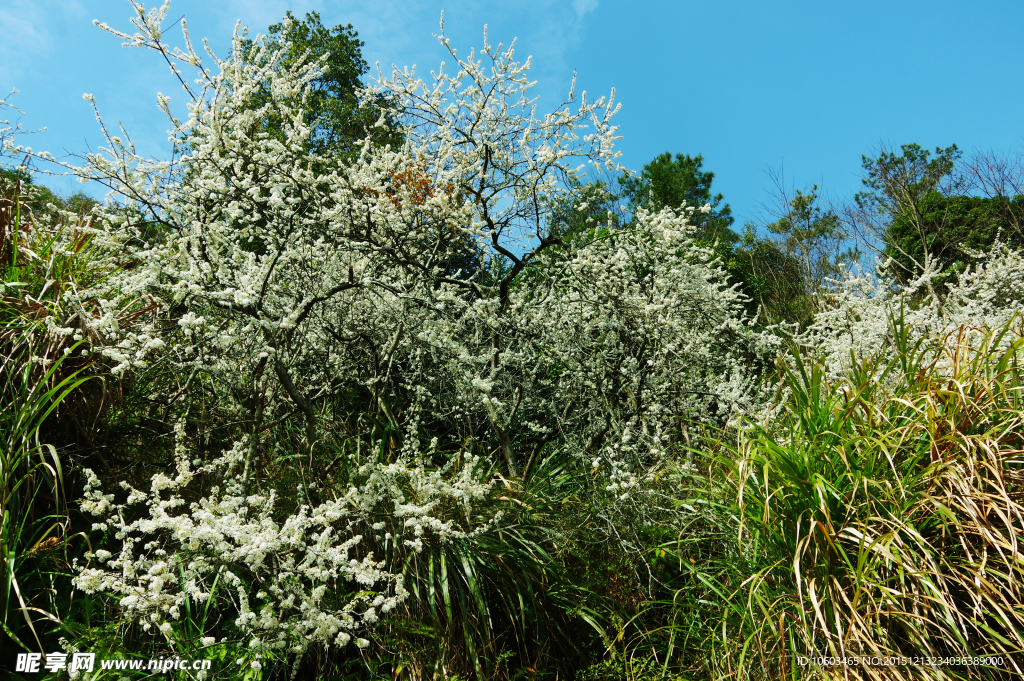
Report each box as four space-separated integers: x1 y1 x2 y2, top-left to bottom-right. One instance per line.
705 311 1024 680
0 174 97 658
1 335 90 651
1 174 148 452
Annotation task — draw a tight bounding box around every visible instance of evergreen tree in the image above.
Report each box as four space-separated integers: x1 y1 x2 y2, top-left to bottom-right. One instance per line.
240 11 403 162
621 152 736 245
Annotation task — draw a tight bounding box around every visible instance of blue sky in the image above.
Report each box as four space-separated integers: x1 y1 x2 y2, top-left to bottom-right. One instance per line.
3 0 1023 226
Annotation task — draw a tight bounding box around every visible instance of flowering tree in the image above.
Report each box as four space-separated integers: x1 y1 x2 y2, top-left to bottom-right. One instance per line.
44 0 768 662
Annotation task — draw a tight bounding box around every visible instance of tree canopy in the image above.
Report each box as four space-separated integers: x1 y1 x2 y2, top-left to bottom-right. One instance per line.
884 191 1024 285
850 142 1024 286
239 11 402 161
621 152 737 245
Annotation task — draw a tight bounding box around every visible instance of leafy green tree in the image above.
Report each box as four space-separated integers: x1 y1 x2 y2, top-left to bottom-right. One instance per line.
853 142 1024 288
620 154 752 297
616 152 821 327
547 177 623 242
1 167 54 210
732 229 812 327
216 13 407 259
857 143 961 215
549 155 731 251
764 185 857 294
0 166 24 185
734 185 857 329
884 192 1024 286
620 152 736 245
240 11 403 161
851 143 962 287
548 156 834 329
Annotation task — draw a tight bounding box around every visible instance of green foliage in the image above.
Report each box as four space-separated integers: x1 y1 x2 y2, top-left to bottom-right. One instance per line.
856 142 962 219
0 174 131 674
260 426 640 680
590 311 1024 681
9 12 1024 679
719 311 1024 679
380 465 602 680
576 653 675 681
732 227 815 327
615 153 861 329
733 185 858 329
0 175 128 451
763 185 853 290
0 167 94 220
1 333 89 655
240 12 403 162
621 152 736 246
855 142 1024 290
855 142 967 288
547 157 853 330
885 191 1024 285
547 178 623 243
555 155 786 328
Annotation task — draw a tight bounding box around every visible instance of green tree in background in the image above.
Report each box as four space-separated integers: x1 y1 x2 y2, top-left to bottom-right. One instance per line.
621 152 737 245
733 230 811 327
547 176 624 243
884 192 1024 286
764 185 851 290
851 142 1024 288
851 143 961 288
735 184 859 329
240 11 403 161
857 143 962 217
221 12 406 258
620 154 748 299
551 154 810 327
1 166 93 217
618 152 832 326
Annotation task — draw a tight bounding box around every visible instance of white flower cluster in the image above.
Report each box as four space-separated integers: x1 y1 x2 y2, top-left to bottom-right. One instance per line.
497 205 771 473
798 243 1024 382
75 422 496 655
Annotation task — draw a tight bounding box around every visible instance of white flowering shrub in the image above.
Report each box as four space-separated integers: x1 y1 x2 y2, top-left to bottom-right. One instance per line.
797 244 1024 382
75 421 496 658
511 205 769 476
55 2 769 468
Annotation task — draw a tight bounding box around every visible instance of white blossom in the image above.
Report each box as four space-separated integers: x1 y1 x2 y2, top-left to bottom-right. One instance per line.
59 0 770 660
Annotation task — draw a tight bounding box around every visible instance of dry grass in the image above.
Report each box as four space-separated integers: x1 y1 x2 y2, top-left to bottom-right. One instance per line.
725 312 1024 679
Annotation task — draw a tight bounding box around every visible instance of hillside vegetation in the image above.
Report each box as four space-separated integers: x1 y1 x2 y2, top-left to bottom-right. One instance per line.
1 3 1022 680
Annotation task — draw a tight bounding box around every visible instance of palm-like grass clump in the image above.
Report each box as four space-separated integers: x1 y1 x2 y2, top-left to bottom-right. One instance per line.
718 311 1024 680
1 176 100 655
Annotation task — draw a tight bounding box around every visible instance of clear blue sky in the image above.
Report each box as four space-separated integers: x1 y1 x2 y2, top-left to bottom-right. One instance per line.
3 0 1023 226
